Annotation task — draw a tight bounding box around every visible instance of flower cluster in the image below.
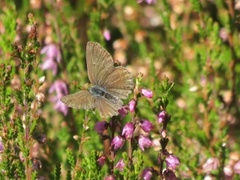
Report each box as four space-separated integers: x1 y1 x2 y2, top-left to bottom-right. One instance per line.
40 44 61 75
94 80 180 179
40 44 69 116
49 80 69 115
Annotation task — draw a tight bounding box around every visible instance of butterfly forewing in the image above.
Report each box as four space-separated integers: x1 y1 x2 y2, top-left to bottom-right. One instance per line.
86 42 114 86
60 90 96 109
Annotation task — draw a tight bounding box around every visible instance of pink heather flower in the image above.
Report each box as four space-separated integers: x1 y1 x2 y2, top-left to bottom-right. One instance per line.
115 159 125 171
141 88 153 98
165 155 180 171
94 121 108 134
234 161 240 174
140 119 153 133
138 135 152 151
141 168 153 180
54 100 68 116
97 155 106 167
118 105 129 119
202 157 220 174
122 122 134 139
49 80 68 99
163 170 177 180
224 166 233 179
111 136 125 150
129 100 136 112
138 0 156 4
103 29 111 41
0 141 4 153
158 111 167 123
105 175 116 180
219 28 228 42
49 80 69 115
40 44 61 75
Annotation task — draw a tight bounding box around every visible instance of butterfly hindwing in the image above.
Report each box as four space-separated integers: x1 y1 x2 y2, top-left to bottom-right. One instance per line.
95 96 123 118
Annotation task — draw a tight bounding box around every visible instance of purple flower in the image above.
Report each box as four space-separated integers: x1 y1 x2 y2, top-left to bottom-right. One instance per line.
165 155 180 171
158 111 167 123
129 100 136 113
49 80 69 115
138 135 152 151
40 44 61 75
202 157 219 173
103 29 111 41
105 175 116 180
54 99 68 116
141 88 153 98
94 121 108 134
122 122 134 139
49 80 68 99
138 0 156 4
0 141 4 153
163 170 177 180
141 168 153 180
97 155 106 167
118 105 129 119
140 119 153 133
115 159 125 171
111 136 125 150
234 161 240 174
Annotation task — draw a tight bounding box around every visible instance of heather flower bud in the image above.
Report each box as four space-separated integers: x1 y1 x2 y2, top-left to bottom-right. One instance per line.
129 100 136 112
97 155 106 167
140 119 153 133
163 170 177 180
138 135 152 151
141 88 153 98
202 157 219 173
105 175 116 180
165 155 180 170
36 92 45 102
115 159 125 171
94 121 108 134
0 141 4 153
141 168 153 180
118 105 129 119
122 122 134 139
39 76 45 84
234 161 240 174
111 136 125 150
158 111 167 123
103 29 111 41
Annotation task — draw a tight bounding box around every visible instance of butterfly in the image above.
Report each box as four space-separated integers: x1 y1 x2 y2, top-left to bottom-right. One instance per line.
60 42 134 118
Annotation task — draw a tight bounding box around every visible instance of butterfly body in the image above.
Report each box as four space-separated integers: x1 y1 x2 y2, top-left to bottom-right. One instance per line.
61 42 134 118
89 85 121 104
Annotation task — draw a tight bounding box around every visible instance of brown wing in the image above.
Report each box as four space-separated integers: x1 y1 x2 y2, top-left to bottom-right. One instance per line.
60 90 96 109
103 67 134 99
86 42 114 86
95 96 123 118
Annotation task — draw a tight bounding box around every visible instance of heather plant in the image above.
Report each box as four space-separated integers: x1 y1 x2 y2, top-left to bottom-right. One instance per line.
0 0 240 180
